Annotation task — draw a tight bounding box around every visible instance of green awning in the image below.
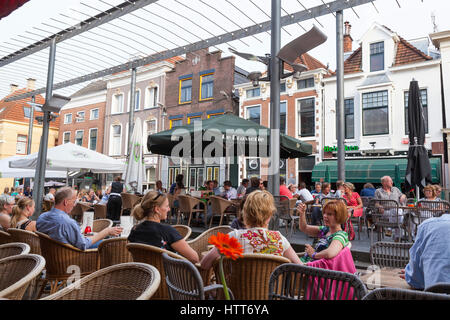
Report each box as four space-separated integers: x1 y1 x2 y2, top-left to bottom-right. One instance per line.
312 157 441 187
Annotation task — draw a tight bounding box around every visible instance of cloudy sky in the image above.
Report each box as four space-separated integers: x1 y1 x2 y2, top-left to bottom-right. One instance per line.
1 0 449 96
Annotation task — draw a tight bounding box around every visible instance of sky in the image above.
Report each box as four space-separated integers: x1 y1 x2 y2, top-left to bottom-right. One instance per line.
1 0 450 96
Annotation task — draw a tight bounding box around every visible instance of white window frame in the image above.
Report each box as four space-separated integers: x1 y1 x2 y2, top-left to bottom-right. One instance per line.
245 104 262 125
88 128 98 151
64 113 72 124
145 85 159 109
76 111 85 123
16 134 27 155
128 89 141 112
75 130 84 146
110 124 122 156
90 108 99 120
111 93 124 114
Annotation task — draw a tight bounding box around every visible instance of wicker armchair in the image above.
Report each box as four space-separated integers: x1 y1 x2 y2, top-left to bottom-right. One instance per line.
121 193 141 215
70 202 92 223
162 252 233 300
98 237 132 269
92 219 113 233
41 262 161 300
0 254 46 300
0 230 11 245
213 253 290 300
178 195 206 227
167 193 178 224
425 282 450 294
269 263 368 300
0 242 30 259
7 228 41 255
93 204 107 219
35 231 99 297
42 199 54 212
127 242 185 300
362 288 450 300
207 196 237 229
187 226 233 257
370 241 413 268
172 225 192 241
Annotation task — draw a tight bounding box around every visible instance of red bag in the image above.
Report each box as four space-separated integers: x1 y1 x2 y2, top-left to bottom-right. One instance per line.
344 219 355 241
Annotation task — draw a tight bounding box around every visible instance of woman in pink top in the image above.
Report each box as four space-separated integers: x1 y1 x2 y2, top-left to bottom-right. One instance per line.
342 182 363 218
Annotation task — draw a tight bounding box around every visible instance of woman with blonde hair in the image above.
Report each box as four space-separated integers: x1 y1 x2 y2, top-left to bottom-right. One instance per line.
201 190 301 270
127 191 199 264
10 197 36 232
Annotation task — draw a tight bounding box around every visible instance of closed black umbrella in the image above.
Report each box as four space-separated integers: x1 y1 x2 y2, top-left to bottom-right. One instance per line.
405 80 432 196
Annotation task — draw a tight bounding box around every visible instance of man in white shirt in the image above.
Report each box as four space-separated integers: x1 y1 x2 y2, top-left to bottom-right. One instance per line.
44 188 56 201
294 182 314 204
236 179 249 197
221 181 237 200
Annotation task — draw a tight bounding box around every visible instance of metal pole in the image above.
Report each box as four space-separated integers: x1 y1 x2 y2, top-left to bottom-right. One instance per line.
269 0 281 199
128 67 137 155
32 38 56 219
336 10 346 181
27 96 35 155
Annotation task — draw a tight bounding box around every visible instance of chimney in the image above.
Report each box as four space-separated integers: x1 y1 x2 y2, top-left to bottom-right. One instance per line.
10 84 18 93
27 78 36 90
343 21 353 53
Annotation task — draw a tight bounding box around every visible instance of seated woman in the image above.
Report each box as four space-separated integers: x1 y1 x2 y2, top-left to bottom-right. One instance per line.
201 190 301 270
0 194 15 231
10 197 37 232
298 200 350 264
127 191 199 264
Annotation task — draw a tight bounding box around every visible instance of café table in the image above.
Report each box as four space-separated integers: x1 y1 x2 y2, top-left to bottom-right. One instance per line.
359 267 413 291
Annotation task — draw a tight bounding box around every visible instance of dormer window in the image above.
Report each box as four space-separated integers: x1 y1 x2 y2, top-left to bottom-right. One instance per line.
370 41 384 72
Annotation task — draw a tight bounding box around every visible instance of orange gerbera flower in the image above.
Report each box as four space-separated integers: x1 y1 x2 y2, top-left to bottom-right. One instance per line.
209 232 243 260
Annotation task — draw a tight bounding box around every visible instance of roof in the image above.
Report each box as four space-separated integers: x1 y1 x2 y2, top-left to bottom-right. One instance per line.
70 80 107 99
0 88 59 128
284 53 330 73
394 35 433 66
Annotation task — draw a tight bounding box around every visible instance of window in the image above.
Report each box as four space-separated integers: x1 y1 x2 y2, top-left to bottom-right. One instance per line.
207 113 224 119
170 119 183 128
179 78 192 104
246 87 260 99
63 132 71 144
76 111 85 122
145 120 157 153
130 90 140 111
280 82 286 93
297 78 314 90
112 93 124 114
280 101 287 134
345 98 354 139
405 89 428 134
145 86 158 109
200 73 214 100
298 98 315 137
246 106 261 124
23 107 31 118
188 116 202 124
75 130 84 146
111 125 122 156
90 109 99 120
89 128 97 151
64 113 72 124
370 41 384 72
362 90 389 135
16 135 27 154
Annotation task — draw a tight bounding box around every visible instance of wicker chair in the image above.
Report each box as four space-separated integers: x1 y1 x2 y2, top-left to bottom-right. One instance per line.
35 231 99 297
7 228 41 255
425 282 450 294
0 242 30 259
127 242 185 300
187 226 233 258
98 237 132 269
0 230 11 245
92 219 113 233
269 263 368 300
370 241 413 268
172 225 192 241
207 196 237 229
213 253 290 300
177 195 206 227
70 202 92 224
167 193 178 224
0 254 46 300
121 193 141 215
42 199 54 212
162 252 234 300
41 262 161 300
362 287 450 300
93 204 107 219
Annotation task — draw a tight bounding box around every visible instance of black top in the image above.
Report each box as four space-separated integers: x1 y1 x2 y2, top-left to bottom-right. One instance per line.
245 186 260 195
111 181 123 194
127 220 183 252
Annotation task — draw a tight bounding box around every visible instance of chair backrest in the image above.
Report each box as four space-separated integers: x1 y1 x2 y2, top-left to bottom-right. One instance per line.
367 199 400 227
70 202 91 223
360 196 373 208
167 193 176 207
208 196 232 214
370 241 413 268
126 242 185 300
93 204 107 219
0 242 30 259
424 282 450 294
417 200 450 223
172 225 192 241
269 263 368 300
121 193 141 210
43 199 54 212
362 288 450 300
98 237 132 269
162 252 205 300
8 228 41 255
214 253 290 300
0 254 46 300
187 225 233 256
92 219 113 233
0 230 11 245
41 262 161 300
35 231 98 278
177 195 198 213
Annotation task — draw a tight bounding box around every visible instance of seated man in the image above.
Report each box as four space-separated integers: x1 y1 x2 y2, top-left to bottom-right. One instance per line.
401 211 450 289
44 188 56 201
294 182 314 204
279 176 293 199
221 180 237 200
37 187 122 250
